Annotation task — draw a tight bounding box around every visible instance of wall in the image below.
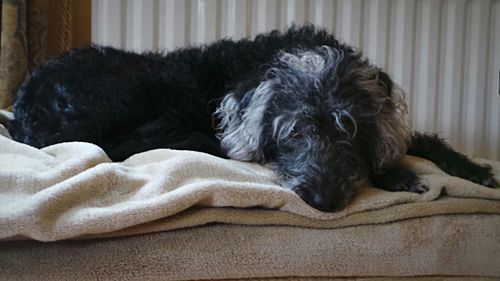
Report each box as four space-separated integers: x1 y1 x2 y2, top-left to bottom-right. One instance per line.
92 0 500 160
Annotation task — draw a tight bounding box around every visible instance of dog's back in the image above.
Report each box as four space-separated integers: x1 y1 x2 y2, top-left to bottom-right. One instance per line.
9 25 344 160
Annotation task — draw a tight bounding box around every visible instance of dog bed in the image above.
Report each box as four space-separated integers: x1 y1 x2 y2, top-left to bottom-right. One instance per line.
0 110 499 280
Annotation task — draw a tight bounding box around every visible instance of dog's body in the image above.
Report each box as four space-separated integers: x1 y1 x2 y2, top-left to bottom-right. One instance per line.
9 25 497 211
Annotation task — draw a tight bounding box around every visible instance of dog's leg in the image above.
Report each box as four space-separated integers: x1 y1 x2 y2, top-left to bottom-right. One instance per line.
371 167 429 193
407 133 498 188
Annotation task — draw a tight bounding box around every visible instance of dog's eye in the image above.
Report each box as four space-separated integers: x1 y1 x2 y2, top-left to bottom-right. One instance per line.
291 127 303 139
332 111 358 139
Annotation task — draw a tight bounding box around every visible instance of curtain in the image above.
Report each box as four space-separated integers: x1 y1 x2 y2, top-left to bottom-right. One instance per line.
0 0 76 109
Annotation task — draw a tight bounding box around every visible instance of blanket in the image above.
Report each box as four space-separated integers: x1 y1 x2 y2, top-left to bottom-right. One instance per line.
0 111 499 241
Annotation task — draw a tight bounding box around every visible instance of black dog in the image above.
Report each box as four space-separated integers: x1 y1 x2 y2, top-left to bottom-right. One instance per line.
8 25 498 211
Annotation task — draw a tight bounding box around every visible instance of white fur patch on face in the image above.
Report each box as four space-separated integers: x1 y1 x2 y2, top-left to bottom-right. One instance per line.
278 46 343 76
216 81 275 162
280 51 325 75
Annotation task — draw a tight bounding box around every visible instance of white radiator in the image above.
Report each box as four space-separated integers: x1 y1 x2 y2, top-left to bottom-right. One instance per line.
92 0 500 160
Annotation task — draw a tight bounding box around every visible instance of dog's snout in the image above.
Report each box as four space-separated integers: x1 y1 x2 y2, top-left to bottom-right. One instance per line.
311 193 338 212
295 186 345 212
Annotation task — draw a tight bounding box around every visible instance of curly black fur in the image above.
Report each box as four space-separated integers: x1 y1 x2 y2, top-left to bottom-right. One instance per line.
8 25 498 211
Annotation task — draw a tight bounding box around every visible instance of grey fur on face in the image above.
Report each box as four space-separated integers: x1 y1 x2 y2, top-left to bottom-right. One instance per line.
215 80 275 162
215 45 409 211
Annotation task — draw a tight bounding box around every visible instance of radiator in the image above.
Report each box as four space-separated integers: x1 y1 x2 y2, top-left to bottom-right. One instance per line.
92 0 500 160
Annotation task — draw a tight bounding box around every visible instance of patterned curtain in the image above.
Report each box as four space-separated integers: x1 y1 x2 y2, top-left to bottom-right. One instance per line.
0 0 50 109
0 0 76 110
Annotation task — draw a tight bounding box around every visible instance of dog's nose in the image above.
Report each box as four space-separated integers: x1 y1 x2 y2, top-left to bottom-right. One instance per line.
311 193 338 212
295 188 340 212
295 185 344 212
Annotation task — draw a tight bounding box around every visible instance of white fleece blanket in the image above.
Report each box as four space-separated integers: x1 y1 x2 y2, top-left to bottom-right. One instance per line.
1 117 499 241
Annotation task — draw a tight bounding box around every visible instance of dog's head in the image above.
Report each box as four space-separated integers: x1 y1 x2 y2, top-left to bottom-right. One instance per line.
215 46 409 211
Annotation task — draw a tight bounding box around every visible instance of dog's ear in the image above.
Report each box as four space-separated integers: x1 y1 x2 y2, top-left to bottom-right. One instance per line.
370 70 410 172
215 81 275 162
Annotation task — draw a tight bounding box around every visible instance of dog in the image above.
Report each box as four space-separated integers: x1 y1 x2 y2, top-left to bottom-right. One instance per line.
8 25 498 211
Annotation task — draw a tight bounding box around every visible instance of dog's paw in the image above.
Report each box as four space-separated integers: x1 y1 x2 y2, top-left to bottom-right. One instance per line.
481 177 499 188
406 180 430 193
474 175 499 188
469 165 499 188
396 180 429 194
372 168 430 194
387 179 429 194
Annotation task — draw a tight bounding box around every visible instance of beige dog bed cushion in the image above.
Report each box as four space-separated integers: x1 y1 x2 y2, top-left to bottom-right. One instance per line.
1 111 499 280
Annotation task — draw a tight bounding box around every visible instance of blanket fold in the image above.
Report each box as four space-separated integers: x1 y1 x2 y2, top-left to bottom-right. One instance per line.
1 120 499 241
